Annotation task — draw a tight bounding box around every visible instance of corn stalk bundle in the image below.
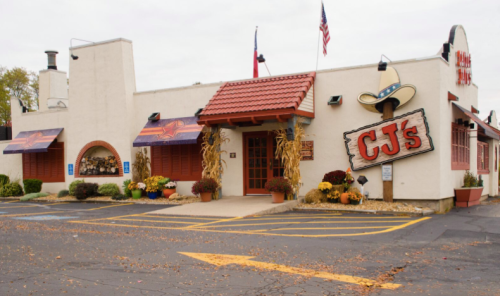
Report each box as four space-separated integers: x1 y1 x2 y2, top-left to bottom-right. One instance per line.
132 148 151 182
274 119 305 200
201 128 229 200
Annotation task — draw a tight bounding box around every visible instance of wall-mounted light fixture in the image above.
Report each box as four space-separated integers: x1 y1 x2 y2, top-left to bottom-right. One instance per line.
378 54 392 71
456 118 463 125
463 120 470 127
469 123 475 129
70 38 94 60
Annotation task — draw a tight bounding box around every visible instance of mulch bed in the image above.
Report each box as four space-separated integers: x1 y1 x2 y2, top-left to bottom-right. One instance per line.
296 200 432 213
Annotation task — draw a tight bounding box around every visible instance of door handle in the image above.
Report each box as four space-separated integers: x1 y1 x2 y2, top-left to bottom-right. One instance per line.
269 159 273 170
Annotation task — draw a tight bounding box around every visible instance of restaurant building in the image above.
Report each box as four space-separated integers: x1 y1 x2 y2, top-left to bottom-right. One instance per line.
0 25 497 211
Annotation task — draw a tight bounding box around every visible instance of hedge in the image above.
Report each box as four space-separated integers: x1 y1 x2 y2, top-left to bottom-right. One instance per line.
98 183 121 196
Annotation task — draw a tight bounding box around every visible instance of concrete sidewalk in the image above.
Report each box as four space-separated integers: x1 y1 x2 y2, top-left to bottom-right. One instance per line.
148 195 301 217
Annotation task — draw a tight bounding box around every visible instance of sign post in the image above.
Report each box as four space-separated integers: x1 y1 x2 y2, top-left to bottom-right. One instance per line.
382 101 394 202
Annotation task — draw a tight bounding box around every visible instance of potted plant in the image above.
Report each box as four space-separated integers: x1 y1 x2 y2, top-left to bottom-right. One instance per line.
128 181 144 199
318 182 333 194
163 181 177 199
322 170 346 194
264 177 292 203
327 190 341 203
144 176 162 199
347 191 363 205
455 170 483 207
192 178 218 202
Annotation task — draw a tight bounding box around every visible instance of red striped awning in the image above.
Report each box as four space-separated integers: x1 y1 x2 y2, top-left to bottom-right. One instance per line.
133 117 203 147
3 128 63 154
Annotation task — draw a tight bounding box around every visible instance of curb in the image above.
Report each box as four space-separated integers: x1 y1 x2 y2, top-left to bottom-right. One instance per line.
292 207 434 216
0 198 182 206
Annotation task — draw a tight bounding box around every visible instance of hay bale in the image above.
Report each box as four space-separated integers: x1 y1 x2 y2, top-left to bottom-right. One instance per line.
348 187 360 194
331 184 344 193
304 189 326 204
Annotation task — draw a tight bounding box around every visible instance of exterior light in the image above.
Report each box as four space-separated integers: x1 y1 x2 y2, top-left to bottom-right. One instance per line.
70 38 94 60
357 175 368 186
469 123 475 129
257 54 266 63
378 54 392 72
457 118 463 125
148 112 160 122
463 120 469 127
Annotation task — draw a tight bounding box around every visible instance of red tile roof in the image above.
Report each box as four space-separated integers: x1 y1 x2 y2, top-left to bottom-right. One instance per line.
200 72 315 116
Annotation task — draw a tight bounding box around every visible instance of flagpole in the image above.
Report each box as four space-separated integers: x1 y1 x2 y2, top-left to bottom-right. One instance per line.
315 0 322 71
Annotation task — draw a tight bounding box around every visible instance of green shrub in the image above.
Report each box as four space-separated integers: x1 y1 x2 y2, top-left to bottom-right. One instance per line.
75 183 98 200
111 194 128 200
69 179 85 196
20 192 49 201
57 190 69 198
0 174 10 188
123 179 132 197
98 183 120 196
0 182 24 197
23 179 43 194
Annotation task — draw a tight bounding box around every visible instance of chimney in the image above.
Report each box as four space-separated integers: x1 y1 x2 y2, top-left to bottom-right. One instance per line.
45 50 59 70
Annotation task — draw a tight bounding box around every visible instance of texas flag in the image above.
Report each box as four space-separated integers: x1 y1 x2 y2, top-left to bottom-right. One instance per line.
253 28 259 78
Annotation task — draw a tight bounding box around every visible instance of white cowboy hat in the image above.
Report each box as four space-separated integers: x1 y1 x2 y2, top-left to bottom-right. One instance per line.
357 67 416 113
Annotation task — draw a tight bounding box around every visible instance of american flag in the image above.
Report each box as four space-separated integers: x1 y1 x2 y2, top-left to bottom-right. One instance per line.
320 1 330 56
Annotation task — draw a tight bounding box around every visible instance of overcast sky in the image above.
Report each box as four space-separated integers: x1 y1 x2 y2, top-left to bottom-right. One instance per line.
1 0 499 116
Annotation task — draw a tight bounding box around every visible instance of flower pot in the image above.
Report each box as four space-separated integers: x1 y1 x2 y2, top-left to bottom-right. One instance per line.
340 193 350 204
157 190 163 197
454 187 483 207
163 188 176 199
147 191 158 200
200 192 212 202
350 199 361 205
271 192 285 203
132 189 142 199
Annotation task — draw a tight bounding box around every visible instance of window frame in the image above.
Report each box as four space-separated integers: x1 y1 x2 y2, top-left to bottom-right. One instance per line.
22 141 65 183
477 141 490 175
451 123 470 170
150 142 203 181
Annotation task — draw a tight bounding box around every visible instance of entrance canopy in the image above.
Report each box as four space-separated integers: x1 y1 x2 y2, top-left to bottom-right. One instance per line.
3 128 63 154
133 116 203 147
198 72 316 127
452 103 500 140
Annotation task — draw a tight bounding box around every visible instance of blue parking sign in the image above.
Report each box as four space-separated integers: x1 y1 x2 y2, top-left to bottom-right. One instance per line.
124 162 130 174
68 164 74 175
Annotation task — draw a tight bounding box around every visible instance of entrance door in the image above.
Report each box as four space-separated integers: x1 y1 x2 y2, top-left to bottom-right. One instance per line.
243 132 285 195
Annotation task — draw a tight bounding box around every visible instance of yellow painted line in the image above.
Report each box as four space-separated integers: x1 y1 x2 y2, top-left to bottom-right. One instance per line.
258 213 342 217
68 217 431 238
137 214 221 220
0 211 65 217
3 200 20 203
112 218 199 224
184 216 243 229
44 202 70 206
198 220 415 228
0 204 40 209
86 203 134 211
238 216 413 221
250 226 393 232
179 252 400 290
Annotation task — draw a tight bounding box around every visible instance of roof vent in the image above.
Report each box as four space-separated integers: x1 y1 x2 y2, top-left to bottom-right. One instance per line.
45 50 59 70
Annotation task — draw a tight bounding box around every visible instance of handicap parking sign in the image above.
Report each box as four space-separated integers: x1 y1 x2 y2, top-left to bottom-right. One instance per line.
68 164 74 175
124 162 130 174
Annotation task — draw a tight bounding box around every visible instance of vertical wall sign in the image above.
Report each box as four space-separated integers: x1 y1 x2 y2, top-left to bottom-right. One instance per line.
301 141 314 160
68 164 74 176
124 162 130 174
343 108 434 171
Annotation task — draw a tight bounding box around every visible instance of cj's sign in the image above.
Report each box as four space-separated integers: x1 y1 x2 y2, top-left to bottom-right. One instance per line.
344 109 434 171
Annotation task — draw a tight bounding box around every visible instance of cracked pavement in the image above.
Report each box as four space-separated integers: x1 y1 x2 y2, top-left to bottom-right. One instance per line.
0 200 499 295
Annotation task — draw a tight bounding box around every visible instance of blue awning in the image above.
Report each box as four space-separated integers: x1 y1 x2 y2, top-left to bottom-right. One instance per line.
133 117 203 147
3 128 63 154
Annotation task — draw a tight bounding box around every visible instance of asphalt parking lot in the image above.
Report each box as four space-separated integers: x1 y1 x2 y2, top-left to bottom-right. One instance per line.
1 199 499 295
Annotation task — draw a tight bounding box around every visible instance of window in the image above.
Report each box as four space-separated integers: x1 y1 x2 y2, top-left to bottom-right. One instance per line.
451 123 470 170
150 143 202 181
496 146 498 173
477 141 489 174
22 142 65 183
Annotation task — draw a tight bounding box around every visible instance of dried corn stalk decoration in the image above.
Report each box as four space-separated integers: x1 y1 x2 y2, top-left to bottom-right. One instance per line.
132 148 151 182
201 128 229 200
274 119 305 200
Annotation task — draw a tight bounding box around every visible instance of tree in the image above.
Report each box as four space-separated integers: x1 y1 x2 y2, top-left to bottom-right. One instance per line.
2 67 36 111
0 67 11 126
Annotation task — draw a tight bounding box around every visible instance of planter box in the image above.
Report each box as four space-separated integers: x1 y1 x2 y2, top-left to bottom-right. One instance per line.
454 187 483 207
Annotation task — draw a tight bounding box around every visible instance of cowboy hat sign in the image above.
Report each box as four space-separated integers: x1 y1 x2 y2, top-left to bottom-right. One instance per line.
358 67 416 113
